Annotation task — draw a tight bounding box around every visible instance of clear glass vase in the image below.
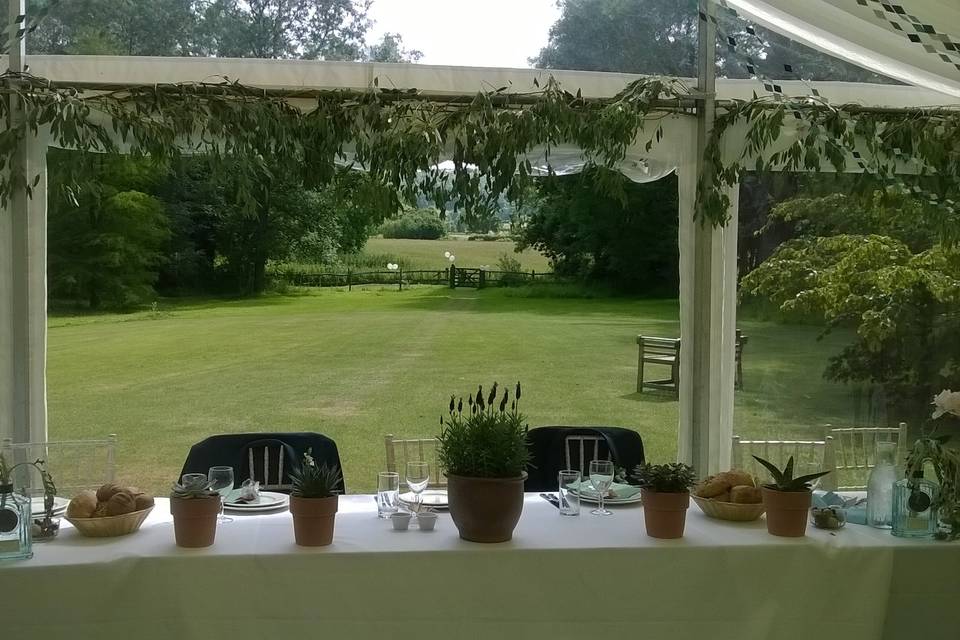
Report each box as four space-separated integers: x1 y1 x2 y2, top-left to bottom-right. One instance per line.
892 473 939 539
0 483 33 560
866 441 898 529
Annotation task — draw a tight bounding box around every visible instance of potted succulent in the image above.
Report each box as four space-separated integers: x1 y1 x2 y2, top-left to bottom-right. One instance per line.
438 382 530 543
633 463 697 539
170 475 221 548
753 455 831 537
289 449 342 547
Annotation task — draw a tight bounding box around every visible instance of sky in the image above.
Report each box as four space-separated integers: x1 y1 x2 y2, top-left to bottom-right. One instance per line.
367 0 561 69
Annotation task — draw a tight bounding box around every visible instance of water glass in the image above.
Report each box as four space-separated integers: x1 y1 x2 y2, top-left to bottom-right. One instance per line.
558 470 581 516
377 471 400 518
181 473 208 486
589 459 615 516
207 466 235 524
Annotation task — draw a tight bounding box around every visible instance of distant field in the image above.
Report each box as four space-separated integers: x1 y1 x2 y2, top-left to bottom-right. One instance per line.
363 236 551 271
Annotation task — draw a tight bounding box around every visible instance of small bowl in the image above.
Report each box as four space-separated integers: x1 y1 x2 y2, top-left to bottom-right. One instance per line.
390 512 412 531
416 512 437 531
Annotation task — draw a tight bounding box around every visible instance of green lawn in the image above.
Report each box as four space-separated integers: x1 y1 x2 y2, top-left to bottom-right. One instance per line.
363 236 551 271
47 287 856 495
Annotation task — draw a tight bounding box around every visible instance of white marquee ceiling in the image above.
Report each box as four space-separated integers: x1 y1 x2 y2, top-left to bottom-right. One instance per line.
723 0 960 98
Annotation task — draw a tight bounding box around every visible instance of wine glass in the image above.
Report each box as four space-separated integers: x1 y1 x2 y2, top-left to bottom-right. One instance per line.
589 459 615 516
405 461 430 510
207 466 235 524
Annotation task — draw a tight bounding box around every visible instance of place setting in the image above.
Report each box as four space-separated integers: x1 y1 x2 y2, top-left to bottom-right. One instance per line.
377 462 443 532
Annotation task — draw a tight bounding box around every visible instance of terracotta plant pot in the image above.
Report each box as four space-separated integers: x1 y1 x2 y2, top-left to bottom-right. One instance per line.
289 495 338 546
761 487 812 537
170 496 220 548
641 489 690 539
447 473 527 543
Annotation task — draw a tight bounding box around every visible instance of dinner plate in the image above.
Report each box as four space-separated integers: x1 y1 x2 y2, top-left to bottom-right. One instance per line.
31 496 69 517
399 489 448 509
224 491 289 512
569 490 643 505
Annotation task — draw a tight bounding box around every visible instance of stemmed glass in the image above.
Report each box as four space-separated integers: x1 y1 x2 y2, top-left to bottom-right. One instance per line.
207 466 235 524
589 459 615 516
405 461 430 510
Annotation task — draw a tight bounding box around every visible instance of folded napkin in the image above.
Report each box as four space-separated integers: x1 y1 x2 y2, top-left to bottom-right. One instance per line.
568 480 642 500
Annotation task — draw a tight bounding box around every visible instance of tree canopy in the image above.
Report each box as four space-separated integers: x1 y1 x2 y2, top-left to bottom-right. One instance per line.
533 0 889 82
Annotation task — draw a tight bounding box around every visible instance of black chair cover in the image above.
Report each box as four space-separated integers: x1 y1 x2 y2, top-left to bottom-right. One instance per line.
524 426 645 492
179 432 346 493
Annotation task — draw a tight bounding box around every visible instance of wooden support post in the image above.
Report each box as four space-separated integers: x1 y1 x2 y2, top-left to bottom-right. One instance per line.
348 269 352 291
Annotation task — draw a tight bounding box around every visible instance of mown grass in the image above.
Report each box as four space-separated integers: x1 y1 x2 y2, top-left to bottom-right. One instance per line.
46 286 861 495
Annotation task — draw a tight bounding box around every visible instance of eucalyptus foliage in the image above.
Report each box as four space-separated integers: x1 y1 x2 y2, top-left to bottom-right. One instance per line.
0 66 957 234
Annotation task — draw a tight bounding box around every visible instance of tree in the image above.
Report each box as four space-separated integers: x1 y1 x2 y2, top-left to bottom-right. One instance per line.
47 152 170 308
741 192 960 424
365 32 422 63
195 0 372 59
28 0 198 56
518 169 679 293
533 0 888 82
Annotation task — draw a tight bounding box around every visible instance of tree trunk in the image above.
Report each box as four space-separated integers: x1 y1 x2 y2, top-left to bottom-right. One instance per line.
251 181 271 294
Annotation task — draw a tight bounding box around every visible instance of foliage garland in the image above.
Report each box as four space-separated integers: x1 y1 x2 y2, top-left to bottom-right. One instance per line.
701 95 960 241
0 68 958 231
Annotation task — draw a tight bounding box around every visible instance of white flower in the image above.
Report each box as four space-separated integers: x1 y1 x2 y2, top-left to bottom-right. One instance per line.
443 251 451 258
932 389 960 419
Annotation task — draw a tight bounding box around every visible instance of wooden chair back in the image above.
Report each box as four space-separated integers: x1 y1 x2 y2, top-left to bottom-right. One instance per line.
384 435 446 487
731 435 838 491
563 435 612 475
827 423 908 490
2 435 118 497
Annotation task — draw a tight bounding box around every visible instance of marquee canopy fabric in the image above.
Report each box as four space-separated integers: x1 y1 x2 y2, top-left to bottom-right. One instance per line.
724 0 960 98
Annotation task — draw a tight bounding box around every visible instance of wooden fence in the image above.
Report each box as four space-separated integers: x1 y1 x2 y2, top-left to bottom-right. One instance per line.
270 266 557 290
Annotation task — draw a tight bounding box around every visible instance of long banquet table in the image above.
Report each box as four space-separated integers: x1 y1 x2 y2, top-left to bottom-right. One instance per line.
3 494 959 640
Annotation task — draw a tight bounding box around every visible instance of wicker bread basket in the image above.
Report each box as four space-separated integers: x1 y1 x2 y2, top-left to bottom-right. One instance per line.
692 495 765 522
65 506 154 537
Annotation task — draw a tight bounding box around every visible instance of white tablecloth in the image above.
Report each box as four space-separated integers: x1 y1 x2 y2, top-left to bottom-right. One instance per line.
3 495 958 640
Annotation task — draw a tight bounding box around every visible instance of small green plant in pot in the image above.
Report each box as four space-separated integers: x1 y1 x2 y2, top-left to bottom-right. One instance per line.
633 463 697 539
437 382 530 543
170 476 221 548
289 449 342 547
753 455 831 537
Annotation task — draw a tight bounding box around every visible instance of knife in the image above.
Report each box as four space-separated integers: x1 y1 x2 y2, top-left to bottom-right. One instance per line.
540 493 560 509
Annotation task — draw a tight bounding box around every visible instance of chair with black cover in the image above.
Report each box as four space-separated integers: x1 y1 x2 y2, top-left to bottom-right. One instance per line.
179 432 346 494
525 426 645 492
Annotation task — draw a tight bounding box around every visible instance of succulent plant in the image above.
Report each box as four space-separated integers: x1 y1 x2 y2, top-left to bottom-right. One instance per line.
171 476 219 499
290 449 342 499
632 463 697 493
752 455 831 492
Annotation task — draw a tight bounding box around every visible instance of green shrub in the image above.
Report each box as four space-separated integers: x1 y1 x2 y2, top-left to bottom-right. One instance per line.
379 208 446 240
496 252 526 287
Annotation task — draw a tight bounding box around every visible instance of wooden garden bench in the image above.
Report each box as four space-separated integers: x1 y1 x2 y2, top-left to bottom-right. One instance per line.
636 330 749 396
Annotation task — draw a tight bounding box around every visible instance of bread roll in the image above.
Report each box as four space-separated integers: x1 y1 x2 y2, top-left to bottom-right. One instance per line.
96 483 125 502
134 494 155 511
714 490 731 503
716 470 754 488
730 485 763 504
696 475 730 498
66 490 98 518
105 491 137 516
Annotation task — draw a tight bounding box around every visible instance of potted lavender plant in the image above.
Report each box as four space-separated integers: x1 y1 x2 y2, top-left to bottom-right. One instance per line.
438 382 530 543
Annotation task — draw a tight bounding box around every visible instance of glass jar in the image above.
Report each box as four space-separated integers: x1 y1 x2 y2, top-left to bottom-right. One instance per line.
0 483 33 560
866 441 898 529
892 472 939 539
